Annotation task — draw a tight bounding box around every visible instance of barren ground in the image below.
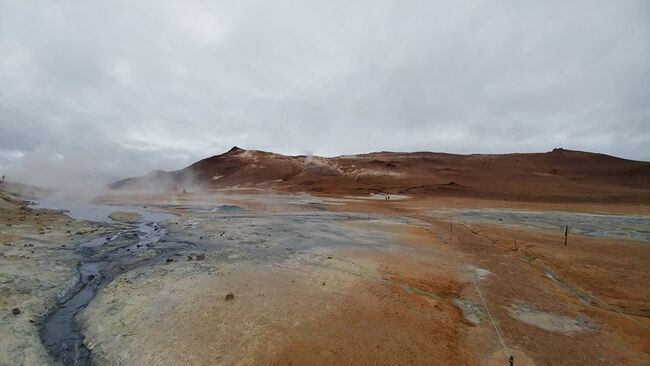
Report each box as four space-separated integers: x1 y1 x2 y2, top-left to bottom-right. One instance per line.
1 188 649 365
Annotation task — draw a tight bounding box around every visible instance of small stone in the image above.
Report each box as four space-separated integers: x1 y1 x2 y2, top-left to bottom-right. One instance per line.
327 256 332 259
225 292 235 301
11 308 21 315
321 282 326 286
187 255 193 261
196 253 206 261
166 257 174 263
199 236 204 239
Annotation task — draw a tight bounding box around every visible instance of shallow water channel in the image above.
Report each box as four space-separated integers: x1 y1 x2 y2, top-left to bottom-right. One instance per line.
33 200 178 366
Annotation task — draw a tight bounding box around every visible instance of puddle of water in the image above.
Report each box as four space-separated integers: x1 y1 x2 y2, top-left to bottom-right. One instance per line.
32 198 177 223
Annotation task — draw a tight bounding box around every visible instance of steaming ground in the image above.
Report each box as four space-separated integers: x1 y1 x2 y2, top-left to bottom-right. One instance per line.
1 186 649 365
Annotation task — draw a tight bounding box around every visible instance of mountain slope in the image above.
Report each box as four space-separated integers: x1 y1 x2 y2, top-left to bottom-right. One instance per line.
110 147 650 203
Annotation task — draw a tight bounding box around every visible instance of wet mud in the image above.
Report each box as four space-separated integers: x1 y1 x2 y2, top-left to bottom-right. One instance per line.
34 200 409 365
35 202 178 366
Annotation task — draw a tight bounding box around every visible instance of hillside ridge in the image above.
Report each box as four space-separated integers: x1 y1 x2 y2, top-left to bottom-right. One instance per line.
110 147 650 203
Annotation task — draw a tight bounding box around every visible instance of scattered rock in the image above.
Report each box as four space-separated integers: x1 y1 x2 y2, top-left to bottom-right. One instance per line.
187 255 193 261
165 257 174 263
327 256 332 259
11 308 21 315
225 292 235 301
196 253 206 261
321 282 326 286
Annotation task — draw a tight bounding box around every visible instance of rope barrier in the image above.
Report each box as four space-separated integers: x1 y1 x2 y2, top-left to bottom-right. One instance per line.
470 270 511 358
447 217 650 366
449 223 513 364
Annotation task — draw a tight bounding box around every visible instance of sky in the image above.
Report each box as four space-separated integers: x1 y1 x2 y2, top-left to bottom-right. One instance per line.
1 0 649 189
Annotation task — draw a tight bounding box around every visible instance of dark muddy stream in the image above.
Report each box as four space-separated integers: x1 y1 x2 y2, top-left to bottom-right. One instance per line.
33 200 178 366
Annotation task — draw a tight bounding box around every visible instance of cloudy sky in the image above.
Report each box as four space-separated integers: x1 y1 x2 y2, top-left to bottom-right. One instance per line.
1 0 649 187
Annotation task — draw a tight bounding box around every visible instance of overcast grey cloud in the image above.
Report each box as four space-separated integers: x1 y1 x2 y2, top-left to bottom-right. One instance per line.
1 0 649 189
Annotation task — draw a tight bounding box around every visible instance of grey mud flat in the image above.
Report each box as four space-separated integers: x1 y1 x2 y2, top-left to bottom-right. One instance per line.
437 209 650 242
35 201 406 365
35 201 178 366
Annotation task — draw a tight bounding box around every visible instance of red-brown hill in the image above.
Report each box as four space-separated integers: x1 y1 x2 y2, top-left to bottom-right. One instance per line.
110 147 650 203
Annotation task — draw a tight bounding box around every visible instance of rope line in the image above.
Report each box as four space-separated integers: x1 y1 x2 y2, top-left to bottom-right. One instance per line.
449 220 512 360
470 270 511 357
455 220 650 334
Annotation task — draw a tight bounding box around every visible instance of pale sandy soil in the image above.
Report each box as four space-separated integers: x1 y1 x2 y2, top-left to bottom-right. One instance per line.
0 190 112 366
